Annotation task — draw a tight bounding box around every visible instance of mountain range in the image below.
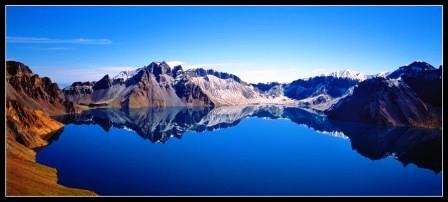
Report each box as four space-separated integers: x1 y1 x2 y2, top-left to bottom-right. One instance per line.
4 59 442 195
61 60 442 128
63 61 295 108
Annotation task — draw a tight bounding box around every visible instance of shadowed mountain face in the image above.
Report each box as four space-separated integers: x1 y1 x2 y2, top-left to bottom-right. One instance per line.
249 76 360 111
6 61 76 115
54 106 441 173
6 61 78 148
327 77 439 128
284 76 359 100
327 62 442 128
387 61 442 107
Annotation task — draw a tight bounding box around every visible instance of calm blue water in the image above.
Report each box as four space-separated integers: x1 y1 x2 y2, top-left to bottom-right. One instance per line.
36 106 442 196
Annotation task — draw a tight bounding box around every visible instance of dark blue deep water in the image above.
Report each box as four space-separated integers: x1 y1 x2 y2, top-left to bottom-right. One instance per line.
36 106 442 196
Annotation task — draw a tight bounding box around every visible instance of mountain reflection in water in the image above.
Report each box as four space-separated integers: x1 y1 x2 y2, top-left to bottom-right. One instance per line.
54 105 441 173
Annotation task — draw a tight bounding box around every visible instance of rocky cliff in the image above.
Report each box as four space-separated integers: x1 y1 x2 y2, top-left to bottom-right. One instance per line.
250 74 361 111
63 61 296 108
6 61 76 115
6 61 96 195
326 74 442 128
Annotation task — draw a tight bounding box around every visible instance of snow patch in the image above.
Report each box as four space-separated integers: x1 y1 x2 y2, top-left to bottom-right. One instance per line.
386 77 402 88
320 70 367 81
113 68 141 81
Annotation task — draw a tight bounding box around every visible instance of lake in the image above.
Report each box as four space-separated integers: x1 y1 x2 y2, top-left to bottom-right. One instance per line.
36 106 442 196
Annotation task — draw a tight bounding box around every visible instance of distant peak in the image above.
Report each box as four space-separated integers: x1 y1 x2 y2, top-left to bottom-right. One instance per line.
374 72 390 78
320 69 366 81
147 61 170 67
388 61 437 79
93 74 112 90
148 61 160 66
185 68 241 82
173 65 183 71
402 61 435 70
113 69 139 81
6 61 33 76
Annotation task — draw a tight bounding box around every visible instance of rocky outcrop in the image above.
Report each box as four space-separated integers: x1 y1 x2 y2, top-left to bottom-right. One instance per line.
387 62 442 107
92 75 112 90
251 82 281 92
387 61 437 79
5 61 79 148
284 76 359 100
184 68 242 82
63 81 95 104
251 82 284 97
6 61 76 115
327 77 441 128
6 61 96 195
322 70 367 81
63 62 214 108
6 100 63 148
146 61 173 81
249 72 364 111
326 62 442 128
122 67 185 108
183 73 293 106
174 78 214 106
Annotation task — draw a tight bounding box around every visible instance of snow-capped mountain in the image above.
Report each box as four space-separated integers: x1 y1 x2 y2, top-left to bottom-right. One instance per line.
250 70 366 111
374 72 390 78
277 73 360 111
63 61 297 108
326 76 441 128
112 69 140 82
62 60 441 128
387 61 437 79
321 70 367 81
326 61 442 128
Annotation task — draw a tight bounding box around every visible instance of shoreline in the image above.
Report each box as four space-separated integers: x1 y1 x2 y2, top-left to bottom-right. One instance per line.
6 106 97 196
6 136 97 196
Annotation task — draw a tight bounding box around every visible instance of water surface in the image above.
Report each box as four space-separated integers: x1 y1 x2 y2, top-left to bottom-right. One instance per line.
36 106 442 196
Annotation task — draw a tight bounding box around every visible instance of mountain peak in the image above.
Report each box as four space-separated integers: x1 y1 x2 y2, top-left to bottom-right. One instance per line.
160 61 169 66
113 69 139 81
388 61 436 79
397 61 436 72
6 61 33 76
406 61 435 70
92 74 112 90
146 61 172 77
321 69 366 81
172 65 184 77
185 68 242 82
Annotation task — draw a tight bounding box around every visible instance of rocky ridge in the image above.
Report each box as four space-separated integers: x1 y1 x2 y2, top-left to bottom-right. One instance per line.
63 61 297 108
6 61 96 195
326 61 442 128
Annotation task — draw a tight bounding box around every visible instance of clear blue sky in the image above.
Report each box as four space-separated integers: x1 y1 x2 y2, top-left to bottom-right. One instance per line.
6 6 442 84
